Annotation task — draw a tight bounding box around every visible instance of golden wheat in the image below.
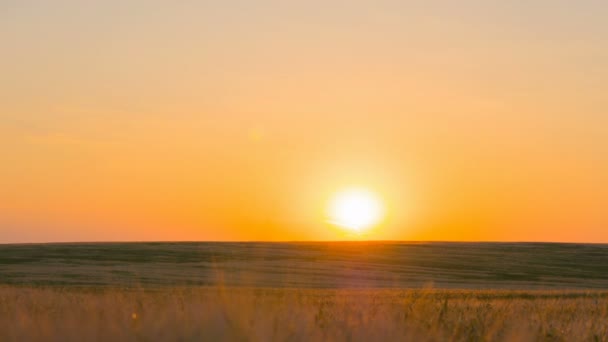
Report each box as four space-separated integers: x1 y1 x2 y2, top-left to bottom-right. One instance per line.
1 286 607 341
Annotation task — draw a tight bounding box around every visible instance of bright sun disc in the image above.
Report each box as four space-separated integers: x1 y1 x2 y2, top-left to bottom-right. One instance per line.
328 188 384 233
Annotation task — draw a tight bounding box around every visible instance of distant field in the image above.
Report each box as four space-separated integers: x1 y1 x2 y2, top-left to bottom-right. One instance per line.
1 242 608 288
1 286 607 341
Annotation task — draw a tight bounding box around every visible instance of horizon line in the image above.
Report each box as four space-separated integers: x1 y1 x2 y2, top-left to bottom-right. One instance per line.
2 240 607 246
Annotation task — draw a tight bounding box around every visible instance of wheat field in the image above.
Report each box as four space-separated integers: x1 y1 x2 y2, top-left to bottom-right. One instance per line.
1 286 607 341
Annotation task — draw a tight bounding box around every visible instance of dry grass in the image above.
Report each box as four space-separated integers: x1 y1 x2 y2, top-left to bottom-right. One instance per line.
1 286 608 341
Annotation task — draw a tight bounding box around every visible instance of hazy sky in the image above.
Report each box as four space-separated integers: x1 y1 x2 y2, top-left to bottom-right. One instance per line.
1 1 607 242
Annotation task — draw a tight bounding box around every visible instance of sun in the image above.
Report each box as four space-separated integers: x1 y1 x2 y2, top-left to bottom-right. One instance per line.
327 188 385 233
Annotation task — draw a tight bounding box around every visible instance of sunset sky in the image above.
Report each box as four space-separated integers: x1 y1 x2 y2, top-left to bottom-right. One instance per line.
1 1 607 243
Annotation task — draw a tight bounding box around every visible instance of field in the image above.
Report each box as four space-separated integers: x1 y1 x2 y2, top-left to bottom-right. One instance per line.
2 242 608 288
2 242 608 341
2 286 608 341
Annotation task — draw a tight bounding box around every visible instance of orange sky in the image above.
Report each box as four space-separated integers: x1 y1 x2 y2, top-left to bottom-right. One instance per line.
1 1 607 243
